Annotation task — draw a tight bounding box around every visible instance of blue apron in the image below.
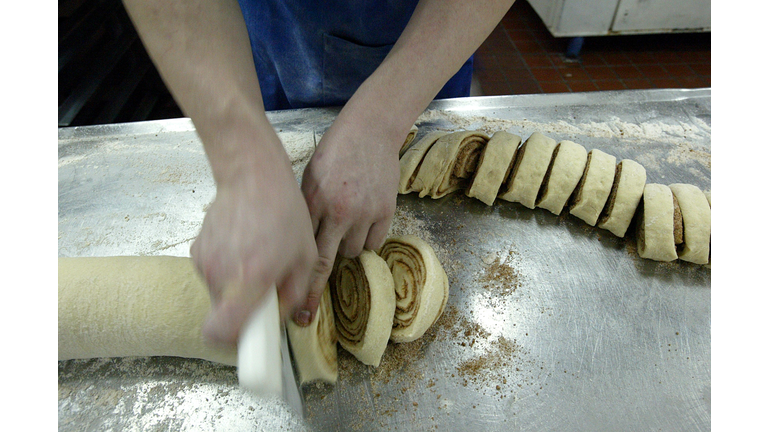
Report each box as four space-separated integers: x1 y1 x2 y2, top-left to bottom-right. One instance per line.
237 0 473 111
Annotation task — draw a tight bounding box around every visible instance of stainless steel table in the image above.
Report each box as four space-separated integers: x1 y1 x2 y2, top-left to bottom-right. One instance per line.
59 89 711 431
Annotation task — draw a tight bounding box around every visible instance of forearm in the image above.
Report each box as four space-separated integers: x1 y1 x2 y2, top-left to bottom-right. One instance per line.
343 0 515 148
122 0 285 185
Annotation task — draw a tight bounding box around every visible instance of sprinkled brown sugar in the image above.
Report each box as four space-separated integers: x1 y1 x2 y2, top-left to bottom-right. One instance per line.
479 249 522 295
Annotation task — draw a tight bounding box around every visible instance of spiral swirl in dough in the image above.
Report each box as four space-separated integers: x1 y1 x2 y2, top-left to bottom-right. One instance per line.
330 250 396 367
412 131 490 199
379 235 449 343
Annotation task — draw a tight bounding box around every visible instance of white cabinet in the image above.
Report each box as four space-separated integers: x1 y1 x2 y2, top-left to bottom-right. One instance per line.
528 0 711 37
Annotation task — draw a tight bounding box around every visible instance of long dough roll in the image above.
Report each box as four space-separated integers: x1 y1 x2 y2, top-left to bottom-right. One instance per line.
412 131 489 199
286 283 338 385
498 131 557 209
569 149 617 226
399 131 448 195
330 250 396 367
637 184 678 262
379 235 449 343
536 140 588 215
669 183 711 265
597 159 647 237
58 256 237 366
465 131 521 206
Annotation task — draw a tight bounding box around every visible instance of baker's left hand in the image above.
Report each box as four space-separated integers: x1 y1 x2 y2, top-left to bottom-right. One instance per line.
296 108 408 326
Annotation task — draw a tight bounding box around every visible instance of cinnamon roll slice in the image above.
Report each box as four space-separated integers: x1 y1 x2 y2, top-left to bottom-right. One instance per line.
498 132 558 209
637 184 678 262
669 183 711 265
330 250 396 367
597 159 647 237
466 131 521 206
536 140 588 215
286 283 338 385
411 131 490 199
379 235 449 343
399 131 449 195
569 149 617 226
399 124 419 157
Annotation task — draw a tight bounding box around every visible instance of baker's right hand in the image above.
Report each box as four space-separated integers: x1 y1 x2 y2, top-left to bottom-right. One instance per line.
190 138 318 347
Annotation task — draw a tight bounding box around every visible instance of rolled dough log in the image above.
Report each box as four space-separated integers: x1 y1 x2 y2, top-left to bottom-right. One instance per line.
58 256 237 366
286 283 338 385
597 159 647 237
637 184 678 262
569 149 617 226
330 250 396 367
498 131 557 209
465 131 521 206
399 124 419 157
379 235 449 343
399 131 448 195
536 140 588 215
669 183 711 265
412 131 489 199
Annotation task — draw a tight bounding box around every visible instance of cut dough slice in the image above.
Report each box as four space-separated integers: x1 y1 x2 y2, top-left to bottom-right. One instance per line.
330 250 396 367
597 159 647 237
379 235 449 343
569 149 617 226
637 184 678 262
286 282 338 385
58 256 237 366
398 131 448 195
498 131 557 209
399 124 419 157
536 140 588 215
465 131 521 206
412 131 490 199
669 183 711 265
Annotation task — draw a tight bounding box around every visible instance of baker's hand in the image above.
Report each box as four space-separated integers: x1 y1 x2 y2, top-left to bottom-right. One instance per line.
297 112 405 326
191 144 318 347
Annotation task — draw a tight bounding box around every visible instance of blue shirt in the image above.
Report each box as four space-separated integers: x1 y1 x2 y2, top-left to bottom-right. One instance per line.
237 0 473 110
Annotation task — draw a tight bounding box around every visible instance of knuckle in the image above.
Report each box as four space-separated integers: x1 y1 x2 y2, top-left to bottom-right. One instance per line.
314 254 336 277
338 241 362 259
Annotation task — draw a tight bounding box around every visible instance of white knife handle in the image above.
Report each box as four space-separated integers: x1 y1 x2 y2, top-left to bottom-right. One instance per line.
237 286 282 397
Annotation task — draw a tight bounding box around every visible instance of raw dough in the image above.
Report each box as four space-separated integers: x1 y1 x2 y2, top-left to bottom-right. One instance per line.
569 149 617 226
669 183 711 265
399 131 448 195
412 131 489 199
58 256 237 366
498 131 557 209
379 235 449 343
597 159 647 237
286 283 338 385
330 250 396 367
637 184 678 262
399 124 419 157
536 140 588 215
465 131 521 206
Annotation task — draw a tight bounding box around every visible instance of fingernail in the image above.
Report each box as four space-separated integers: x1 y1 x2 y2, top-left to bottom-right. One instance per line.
293 309 312 327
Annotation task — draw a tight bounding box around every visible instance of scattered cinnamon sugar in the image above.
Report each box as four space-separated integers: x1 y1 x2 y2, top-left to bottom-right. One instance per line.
479 249 522 295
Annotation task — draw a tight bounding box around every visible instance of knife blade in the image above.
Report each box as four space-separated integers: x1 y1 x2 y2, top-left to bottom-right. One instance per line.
237 286 305 418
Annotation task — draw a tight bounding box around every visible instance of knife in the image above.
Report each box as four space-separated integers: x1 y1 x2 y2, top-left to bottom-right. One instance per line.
237 286 305 418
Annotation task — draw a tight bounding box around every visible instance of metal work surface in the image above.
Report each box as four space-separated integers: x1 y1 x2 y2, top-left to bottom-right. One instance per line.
59 89 711 431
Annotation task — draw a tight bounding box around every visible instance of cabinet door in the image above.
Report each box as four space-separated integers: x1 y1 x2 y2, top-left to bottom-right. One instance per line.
528 0 618 37
611 0 711 32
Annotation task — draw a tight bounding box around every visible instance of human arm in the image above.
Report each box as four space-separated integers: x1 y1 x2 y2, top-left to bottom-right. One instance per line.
122 0 318 346
298 0 515 324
